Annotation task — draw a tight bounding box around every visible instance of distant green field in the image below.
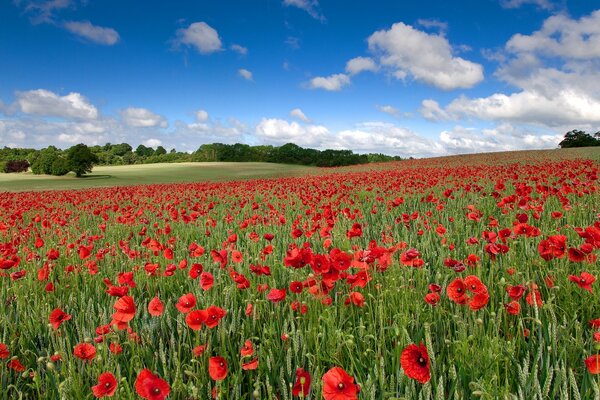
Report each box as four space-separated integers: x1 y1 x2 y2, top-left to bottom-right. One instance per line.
0 162 317 192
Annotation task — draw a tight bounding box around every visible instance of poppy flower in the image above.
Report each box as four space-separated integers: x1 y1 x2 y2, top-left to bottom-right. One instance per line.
469 292 489 311
537 235 567 261
292 367 311 397
447 278 469 305
506 284 526 301
290 281 303 294
0 343 9 359
92 372 117 398
242 357 258 370
504 301 521 315
424 292 440 306
8 359 25 372
345 291 365 308
240 340 254 356
204 306 226 329
49 308 72 330
585 355 600 374
200 272 214 291
148 297 164 317
209 356 228 380
322 367 360 400
266 288 287 303
135 369 171 400
192 345 206 357
73 343 96 361
109 342 122 354
112 296 136 323
176 293 196 313
185 309 207 330
568 247 586 263
569 272 595 293
400 343 430 384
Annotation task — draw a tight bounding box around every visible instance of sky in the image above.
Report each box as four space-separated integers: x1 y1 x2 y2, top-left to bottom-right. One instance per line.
1 0 599 158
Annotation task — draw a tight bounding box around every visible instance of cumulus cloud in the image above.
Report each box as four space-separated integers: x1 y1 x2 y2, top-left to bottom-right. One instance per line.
416 19 448 33
308 73 350 91
423 10 600 127
332 122 443 157
175 22 222 54
345 57 378 76
438 123 562 154
230 44 248 55
255 118 329 147
368 22 484 90
63 21 120 45
195 109 209 122
238 68 253 81
282 0 325 22
16 89 98 119
290 108 311 122
121 107 167 128
376 105 401 118
143 138 162 148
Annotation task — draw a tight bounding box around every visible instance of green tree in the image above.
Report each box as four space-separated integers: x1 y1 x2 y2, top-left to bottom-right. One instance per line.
559 130 600 148
67 144 98 177
155 146 167 156
31 146 60 175
135 144 155 157
50 157 70 176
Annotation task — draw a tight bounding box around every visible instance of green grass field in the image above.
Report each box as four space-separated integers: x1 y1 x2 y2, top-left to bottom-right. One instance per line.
0 162 317 192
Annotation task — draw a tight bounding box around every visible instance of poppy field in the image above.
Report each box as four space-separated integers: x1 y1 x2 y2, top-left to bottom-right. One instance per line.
1 149 600 399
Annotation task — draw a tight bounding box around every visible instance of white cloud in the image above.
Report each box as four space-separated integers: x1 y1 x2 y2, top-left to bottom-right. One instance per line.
425 10 600 127
345 57 378 76
175 22 222 54
439 123 562 154
17 0 72 24
368 22 484 90
290 108 311 122
195 109 209 122
143 138 162 148
16 89 98 119
420 99 451 121
376 105 400 118
238 68 253 81
332 122 443 157
121 107 167 128
63 21 120 45
308 73 350 91
499 0 554 10
505 11 600 59
230 44 248 55
416 19 448 33
255 118 329 147
282 0 325 22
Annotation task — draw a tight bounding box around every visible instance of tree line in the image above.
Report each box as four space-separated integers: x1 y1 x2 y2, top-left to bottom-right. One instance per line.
558 130 600 148
0 142 404 176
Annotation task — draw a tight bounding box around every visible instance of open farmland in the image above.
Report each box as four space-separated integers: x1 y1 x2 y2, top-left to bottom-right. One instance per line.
0 162 317 193
1 149 600 399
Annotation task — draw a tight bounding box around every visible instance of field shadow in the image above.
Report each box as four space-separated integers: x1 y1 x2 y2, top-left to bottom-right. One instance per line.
79 175 112 180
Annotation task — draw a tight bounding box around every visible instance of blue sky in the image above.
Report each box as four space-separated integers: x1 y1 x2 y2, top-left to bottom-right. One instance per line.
1 0 599 157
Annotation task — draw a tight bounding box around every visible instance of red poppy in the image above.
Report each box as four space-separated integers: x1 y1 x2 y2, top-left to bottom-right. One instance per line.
49 308 72 330
204 306 226 329
506 284 526 301
322 367 360 400
424 292 440 306
504 301 521 315
109 342 122 354
242 357 258 370
112 296 136 323
290 281 303 294
209 356 228 380
345 291 365 308
240 340 254 356
135 369 171 400
176 293 196 313
0 343 9 359
538 235 567 261
292 367 311 397
192 345 206 357
92 372 118 398
185 309 208 330
266 288 287 303
400 343 431 384
569 272 595 293
447 278 469 305
568 247 586 263
73 343 96 361
585 355 600 374
200 272 214 291
148 296 164 317
8 358 25 372
469 291 489 311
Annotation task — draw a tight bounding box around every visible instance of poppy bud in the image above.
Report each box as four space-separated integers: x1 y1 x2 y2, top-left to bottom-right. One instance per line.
46 362 55 370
